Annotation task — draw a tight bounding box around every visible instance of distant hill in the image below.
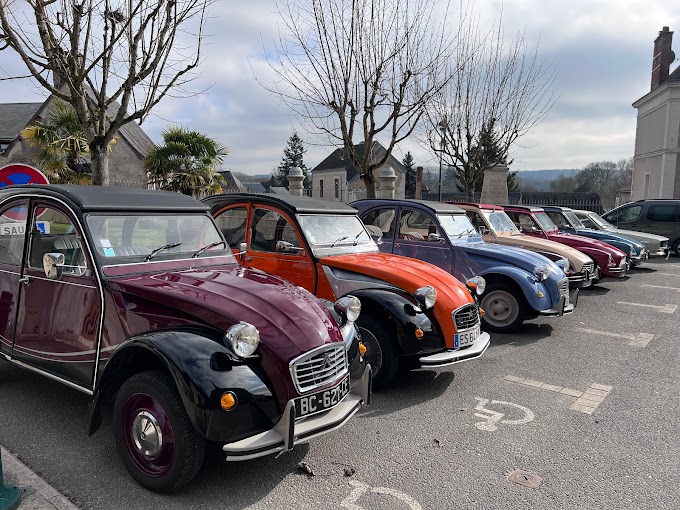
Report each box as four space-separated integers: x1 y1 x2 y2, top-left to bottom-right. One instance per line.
516 169 580 191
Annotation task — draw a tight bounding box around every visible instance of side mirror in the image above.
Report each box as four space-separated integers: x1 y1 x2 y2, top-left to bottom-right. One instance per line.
237 242 247 255
427 232 443 242
43 252 65 280
276 240 303 254
369 233 383 245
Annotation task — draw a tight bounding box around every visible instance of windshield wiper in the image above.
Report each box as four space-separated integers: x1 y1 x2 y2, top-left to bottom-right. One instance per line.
352 231 366 245
145 242 182 262
330 236 348 247
192 240 226 258
457 228 475 238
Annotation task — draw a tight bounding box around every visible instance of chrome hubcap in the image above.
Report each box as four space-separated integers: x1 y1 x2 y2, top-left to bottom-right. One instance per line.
132 411 163 457
482 291 519 326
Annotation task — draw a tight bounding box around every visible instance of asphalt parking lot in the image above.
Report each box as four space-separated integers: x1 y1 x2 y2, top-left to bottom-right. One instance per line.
1 257 679 510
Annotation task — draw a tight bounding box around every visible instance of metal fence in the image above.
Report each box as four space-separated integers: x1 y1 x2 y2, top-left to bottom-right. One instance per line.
427 191 603 213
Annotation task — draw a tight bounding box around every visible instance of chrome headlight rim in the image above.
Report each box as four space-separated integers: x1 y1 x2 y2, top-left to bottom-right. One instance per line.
225 322 260 358
465 276 486 296
334 295 361 323
555 258 569 273
533 264 552 281
414 285 437 309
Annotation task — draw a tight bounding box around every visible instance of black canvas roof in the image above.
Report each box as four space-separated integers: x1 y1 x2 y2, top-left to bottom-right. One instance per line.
203 193 358 215
0 185 208 212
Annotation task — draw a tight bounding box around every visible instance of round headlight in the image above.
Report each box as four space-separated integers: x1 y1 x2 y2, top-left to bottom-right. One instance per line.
414 285 437 309
533 265 552 281
334 295 361 323
555 258 568 272
225 322 260 357
465 276 486 296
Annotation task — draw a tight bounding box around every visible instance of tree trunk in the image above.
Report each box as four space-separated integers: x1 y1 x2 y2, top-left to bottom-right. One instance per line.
90 143 110 186
363 173 376 199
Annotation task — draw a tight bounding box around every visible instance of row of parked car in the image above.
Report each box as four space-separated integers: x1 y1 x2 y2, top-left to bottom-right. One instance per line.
0 184 674 493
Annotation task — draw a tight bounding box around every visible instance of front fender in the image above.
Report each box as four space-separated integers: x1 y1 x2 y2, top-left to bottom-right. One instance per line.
476 266 554 312
349 288 446 354
92 330 279 443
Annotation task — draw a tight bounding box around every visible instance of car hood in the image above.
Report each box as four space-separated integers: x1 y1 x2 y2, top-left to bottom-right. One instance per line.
606 227 669 244
111 266 342 384
321 252 474 340
571 229 645 251
452 238 560 275
493 233 591 270
546 231 626 258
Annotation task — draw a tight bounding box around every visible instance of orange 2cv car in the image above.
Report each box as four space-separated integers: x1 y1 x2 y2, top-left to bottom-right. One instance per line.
203 194 490 387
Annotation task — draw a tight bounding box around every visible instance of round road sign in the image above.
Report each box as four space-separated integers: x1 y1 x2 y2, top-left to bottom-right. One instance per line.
0 164 50 221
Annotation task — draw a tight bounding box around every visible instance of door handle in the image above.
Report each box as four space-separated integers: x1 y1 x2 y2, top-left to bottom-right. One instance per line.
18 276 29 285
245 256 253 261
394 243 400 248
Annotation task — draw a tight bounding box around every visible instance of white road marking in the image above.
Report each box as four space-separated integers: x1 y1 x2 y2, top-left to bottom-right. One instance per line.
341 481 422 510
617 302 678 313
575 327 655 348
641 284 680 292
655 272 680 277
473 398 534 431
504 375 613 415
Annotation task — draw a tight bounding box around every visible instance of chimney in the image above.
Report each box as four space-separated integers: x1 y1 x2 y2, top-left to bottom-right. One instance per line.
415 166 423 199
651 26 675 91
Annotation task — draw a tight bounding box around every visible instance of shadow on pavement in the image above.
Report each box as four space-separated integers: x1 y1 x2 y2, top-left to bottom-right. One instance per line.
580 284 610 295
488 323 554 347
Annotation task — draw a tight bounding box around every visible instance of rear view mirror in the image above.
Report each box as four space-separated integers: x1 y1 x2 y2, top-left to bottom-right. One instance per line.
276 240 303 254
43 252 65 280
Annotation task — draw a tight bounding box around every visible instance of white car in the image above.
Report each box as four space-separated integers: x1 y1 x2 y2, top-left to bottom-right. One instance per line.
574 209 669 257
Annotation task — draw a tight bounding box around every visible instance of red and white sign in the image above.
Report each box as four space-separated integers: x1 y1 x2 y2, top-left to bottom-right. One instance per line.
0 164 50 220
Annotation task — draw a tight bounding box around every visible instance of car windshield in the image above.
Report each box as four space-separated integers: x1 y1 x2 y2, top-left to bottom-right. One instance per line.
587 212 615 230
86 213 234 268
564 211 586 230
484 211 520 235
297 214 378 257
534 212 558 232
437 214 478 238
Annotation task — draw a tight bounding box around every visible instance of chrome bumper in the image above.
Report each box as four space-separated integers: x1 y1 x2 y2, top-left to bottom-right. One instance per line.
539 288 579 317
222 363 371 461
648 247 668 258
630 250 648 266
418 332 490 368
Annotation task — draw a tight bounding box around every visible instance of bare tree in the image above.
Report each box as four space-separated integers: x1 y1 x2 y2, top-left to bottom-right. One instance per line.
262 0 453 198
0 0 212 185
576 158 633 210
422 14 556 199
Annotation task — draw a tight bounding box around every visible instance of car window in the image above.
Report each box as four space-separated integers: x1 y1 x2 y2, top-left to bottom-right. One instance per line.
399 209 441 241
28 205 88 276
580 216 596 229
0 199 29 266
361 208 396 240
251 208 301 253
647 205 678 222
604 205 642 223
547 212 570 228
466 211 486 231
214 207 248 247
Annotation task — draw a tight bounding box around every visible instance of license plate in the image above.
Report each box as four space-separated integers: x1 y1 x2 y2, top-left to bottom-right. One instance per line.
294 375 350 419
454 325 480 349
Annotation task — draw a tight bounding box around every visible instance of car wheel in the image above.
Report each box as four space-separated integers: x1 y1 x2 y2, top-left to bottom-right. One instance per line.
113 370 205 492
673 239 680 257
356 314 399 389
479 285 526 333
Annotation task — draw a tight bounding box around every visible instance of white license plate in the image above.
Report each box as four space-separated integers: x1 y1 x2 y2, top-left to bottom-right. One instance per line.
454 325 480 349
295 375 350 418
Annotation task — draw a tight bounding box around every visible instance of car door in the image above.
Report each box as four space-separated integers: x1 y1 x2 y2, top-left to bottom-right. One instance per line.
392 207 452 272
244 206 316 291
359 206 397 253
603 204 644 230
0 198 29 358
13 200 101 389
213 203 250 257
642 203 679 241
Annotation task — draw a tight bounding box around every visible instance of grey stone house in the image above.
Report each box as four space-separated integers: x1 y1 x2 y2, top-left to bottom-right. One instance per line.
0 98 155 186
311 141 406 202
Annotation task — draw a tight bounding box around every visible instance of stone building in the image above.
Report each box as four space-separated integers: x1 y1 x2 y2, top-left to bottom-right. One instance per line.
631 26 680 200
0 97 155 186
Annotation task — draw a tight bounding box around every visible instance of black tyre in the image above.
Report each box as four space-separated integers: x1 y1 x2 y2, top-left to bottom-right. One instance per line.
673 239 680 257
479 284 526 333
356 314 399 389
113 370 205 492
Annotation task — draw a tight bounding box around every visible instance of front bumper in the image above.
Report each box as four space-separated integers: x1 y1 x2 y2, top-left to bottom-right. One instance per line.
222 363 371 461
630 250 648 266
418 331 490 368
568 270 596 288
538 288 579 317
602 259 627 278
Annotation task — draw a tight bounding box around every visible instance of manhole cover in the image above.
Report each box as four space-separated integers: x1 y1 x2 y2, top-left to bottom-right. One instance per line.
507 469 543 489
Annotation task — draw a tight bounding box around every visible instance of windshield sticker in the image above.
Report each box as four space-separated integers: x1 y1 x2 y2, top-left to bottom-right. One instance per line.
99 238 112 248
103 247 115 257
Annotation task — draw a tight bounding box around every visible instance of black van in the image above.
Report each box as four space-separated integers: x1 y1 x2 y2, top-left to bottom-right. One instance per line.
602 200 680 256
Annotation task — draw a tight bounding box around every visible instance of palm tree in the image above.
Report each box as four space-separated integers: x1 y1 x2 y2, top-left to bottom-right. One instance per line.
145 127 228 196
20 100 115 184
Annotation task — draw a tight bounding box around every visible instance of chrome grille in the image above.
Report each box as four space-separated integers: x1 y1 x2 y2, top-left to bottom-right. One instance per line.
582 261 594 275
452 304 480 332
290 344 348 394
660 240 668 248
558 277 569 298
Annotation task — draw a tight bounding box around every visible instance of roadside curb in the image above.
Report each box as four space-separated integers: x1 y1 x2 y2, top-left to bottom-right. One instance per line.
1 446 79 510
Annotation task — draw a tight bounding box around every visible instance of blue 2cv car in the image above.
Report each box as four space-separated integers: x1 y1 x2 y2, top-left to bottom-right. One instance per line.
353 199 578 333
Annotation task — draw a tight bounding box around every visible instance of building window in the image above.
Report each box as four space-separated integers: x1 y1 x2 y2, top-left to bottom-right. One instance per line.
319 179 324 198
642 173 650 199
334 179 339 200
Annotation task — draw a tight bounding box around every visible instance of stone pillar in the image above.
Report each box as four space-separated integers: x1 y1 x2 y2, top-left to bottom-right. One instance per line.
377 167 397 199
480 164 509 205
415 166 423 199
287 167 304 196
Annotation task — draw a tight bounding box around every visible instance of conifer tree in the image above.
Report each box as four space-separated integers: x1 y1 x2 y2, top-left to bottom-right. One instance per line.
271 132 309 188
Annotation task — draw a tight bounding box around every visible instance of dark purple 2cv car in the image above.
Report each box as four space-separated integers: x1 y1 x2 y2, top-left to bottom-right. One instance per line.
0 185 370 492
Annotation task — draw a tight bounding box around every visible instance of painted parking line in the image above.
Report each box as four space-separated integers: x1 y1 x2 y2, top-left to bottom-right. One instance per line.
641 284 680 292
574 327 655 348
504 375 612 415
654 272 680 277
616 302 678 314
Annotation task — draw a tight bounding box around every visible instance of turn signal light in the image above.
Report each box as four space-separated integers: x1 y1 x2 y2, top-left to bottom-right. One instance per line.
359 342 367 356
479 308 485 316
415 328 424 339
221 392 237 411
537 291 544 298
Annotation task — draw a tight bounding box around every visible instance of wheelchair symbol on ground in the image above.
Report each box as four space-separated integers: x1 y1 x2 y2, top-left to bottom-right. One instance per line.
474 397 535 432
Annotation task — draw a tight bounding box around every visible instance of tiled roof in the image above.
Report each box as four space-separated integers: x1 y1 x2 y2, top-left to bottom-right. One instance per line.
669 64 680 82
0 103 43 140
312 140 406 181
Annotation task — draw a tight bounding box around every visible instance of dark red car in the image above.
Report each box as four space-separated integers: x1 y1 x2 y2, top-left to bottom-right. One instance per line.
0 185 370 492
503 205 628 279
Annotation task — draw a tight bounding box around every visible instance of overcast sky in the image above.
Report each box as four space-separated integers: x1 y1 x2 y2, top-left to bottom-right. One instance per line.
1 1 679 176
